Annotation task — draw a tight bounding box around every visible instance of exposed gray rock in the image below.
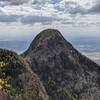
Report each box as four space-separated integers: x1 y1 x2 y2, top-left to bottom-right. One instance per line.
0 49 48 100
22 29 100 100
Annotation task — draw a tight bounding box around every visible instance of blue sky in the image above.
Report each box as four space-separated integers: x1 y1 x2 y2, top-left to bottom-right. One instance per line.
0 0 100 41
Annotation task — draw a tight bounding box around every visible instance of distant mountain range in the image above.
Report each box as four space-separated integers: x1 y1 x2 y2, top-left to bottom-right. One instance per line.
0 29 100 100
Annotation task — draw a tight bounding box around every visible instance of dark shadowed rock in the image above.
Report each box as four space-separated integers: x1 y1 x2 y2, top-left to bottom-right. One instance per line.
0 49 48 100
22 29 100 100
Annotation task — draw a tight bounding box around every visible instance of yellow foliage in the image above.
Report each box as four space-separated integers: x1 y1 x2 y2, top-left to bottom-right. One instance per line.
0 61 8 68
0 78 12 95
0 79 5 84
0 85 3 90
0 61 13 95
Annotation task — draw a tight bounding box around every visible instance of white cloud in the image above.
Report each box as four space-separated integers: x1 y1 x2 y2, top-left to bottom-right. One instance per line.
0 0 28 5
0 0 99 26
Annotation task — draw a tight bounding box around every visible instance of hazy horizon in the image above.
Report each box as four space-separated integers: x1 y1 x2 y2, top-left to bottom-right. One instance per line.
0 35 100 65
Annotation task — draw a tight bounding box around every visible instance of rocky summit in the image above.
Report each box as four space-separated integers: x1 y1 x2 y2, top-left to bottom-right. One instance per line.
22 29 100 100
0 49 48 100
0 29 100 100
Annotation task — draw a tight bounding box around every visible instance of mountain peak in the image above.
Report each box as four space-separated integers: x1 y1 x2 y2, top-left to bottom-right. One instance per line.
22 29 73 56
37 29 63 39
33 28 66 44
22 29 100 100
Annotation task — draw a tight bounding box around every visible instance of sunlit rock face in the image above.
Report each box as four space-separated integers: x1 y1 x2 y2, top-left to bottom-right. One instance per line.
22 29 100 100
0 49 48 100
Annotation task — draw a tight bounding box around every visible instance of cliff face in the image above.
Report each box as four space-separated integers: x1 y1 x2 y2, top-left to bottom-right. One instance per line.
0 49 48 100
22 29 100 100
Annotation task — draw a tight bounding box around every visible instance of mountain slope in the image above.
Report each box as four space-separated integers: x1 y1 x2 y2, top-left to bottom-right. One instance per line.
22 29 100 100
0 49 48 100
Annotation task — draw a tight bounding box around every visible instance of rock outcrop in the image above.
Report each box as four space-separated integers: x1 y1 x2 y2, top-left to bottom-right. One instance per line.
0 49 48 100
22 29 100 100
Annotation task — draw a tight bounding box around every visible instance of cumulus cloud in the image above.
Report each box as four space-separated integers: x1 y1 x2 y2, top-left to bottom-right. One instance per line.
0 0 99 26
0 14 21 22
58 1 86 14
0 0 62 24
0 0 51 5
88 0 100 14
0 0 28 5
21 15 61 24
